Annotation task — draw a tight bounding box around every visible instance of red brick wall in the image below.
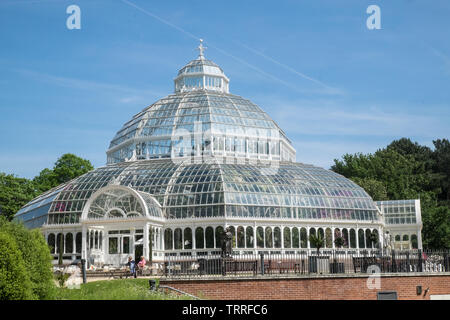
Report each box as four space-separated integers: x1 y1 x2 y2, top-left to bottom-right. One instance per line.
160 274 450 300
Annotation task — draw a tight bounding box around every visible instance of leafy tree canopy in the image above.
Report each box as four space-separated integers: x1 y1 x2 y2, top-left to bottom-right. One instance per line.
0 153 93 221
33 153 93 193
332 137 450 249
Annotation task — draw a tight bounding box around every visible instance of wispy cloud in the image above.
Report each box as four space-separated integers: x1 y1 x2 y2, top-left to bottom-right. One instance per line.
119 0 344 97
236 41 344 96
15 68 165 103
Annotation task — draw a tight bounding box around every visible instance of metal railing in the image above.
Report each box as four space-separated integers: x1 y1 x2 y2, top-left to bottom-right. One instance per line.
161 249 450 278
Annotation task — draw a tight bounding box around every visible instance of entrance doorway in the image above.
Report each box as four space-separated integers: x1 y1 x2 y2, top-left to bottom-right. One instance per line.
135 244 143 263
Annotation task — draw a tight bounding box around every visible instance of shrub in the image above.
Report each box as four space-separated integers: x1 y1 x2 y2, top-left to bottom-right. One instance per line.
0 231 34 300
0 217 55 299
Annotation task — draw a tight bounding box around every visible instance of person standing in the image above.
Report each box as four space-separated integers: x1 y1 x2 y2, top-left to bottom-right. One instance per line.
127 256 137 278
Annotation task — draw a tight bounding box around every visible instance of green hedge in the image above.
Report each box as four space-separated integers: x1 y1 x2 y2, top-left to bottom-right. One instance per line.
0 231 33 300
0 217 55 300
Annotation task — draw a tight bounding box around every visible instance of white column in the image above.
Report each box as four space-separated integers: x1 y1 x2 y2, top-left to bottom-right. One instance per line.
192 227 197 250
306 227 310 249
72 233 76 254
81 226 87 260
253 225 257 250
143 223 149 259
356 228 360 249
281 226 284 249
417 227 423 250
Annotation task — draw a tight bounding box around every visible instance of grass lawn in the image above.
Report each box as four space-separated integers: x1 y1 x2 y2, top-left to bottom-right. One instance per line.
55 278 193 300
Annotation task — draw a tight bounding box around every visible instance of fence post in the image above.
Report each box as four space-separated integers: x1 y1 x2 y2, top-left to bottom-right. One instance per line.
441 251 448 272
80 258 86 284
260 253 265 275
406 251 410 273
391 249 396 273
418 249 423 272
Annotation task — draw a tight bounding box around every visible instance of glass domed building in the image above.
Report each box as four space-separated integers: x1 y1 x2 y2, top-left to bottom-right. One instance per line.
15 41 423 265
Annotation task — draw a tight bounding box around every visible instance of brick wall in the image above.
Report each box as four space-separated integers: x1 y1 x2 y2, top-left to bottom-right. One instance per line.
159 274 450 300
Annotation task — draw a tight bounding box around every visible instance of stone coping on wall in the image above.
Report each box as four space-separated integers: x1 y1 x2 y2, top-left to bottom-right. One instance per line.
160 272 450 282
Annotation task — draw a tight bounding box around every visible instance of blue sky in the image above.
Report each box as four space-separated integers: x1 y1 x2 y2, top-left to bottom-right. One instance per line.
1 0 449 178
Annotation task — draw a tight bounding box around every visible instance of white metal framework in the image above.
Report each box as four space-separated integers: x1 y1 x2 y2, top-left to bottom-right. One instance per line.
15 41 423 266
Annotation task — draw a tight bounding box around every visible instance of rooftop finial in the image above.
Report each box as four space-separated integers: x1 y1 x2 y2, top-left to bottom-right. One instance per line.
197 39 206 59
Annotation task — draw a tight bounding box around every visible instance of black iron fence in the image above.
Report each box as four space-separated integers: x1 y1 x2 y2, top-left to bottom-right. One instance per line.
162 249 450 278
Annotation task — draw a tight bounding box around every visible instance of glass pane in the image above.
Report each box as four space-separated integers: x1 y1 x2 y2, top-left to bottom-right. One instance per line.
265 227 273 248
184 228 192 249
215 226 224 249
246 227 254 248
195 227 204 249
283 227 291 248
109 237 118 254
122 237 130 254
205 227 214 248
257 227 264 248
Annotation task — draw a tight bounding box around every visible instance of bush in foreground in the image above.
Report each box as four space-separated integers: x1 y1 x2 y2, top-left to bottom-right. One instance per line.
0 217 55 299
0 231 34 300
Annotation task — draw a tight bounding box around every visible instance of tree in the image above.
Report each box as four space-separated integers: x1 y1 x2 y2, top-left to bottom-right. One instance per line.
433 139 450 202
332 138 450 248
422 206 450 249
0 231 34 300
0 173 38 221
351 177 388 201
334 230 346 248
309 233 324 256
34 153 93 193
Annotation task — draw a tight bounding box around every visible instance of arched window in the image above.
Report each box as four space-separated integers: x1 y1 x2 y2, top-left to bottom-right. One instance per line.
75 232 82 253
395 235 401 241
318 228 324 241
300 228 307 248
195 227 204 249
48 233 55 254
309 228 316 248
164 229 173 250
402 234 409 241
228 226 236 248
372 229 379 248
411 234 418 249
274 227 281 248
174 228 182 250
292 227 299 248
205 227 214 248
237 226 245 248
184 228 192 249
65 233 73 254
325 228 332 248
257 227 264 248
350 229 357 248
265 227 273 248
365 229 372 249
284 227 291 248
57 233 64 253
358 229 365 248
342 228 349 248
246 227 254 248
215 226 224 249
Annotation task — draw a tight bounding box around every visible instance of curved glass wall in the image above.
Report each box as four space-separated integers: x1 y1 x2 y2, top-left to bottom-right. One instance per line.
106 91 294 163
17 158 379 227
